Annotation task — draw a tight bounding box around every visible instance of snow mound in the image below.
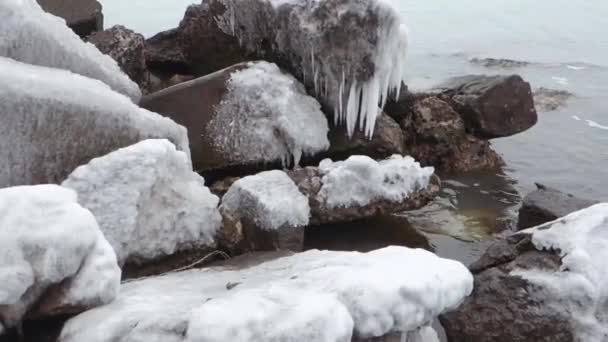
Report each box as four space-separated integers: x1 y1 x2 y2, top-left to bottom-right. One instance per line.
0 0 141 101
217 0 409 137
62 139 222 267
59 246 473 342
207 61 329 167
0 57 189 187
513 203 608 342
0 185 120 330
318 155 435 209
220 170 310 230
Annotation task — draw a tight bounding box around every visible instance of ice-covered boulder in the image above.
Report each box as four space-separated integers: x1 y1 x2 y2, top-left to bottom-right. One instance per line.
441 203 608 342
0 185 120 332
220 170 310 252
36 0 103 38
0 0 140 101
289 155 438 225
141 61 329 173
62 140 222 276
178 0 409 137
59 246 473 342
0 57 189 188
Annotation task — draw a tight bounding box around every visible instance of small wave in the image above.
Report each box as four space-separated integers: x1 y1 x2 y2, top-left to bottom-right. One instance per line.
566 65 586 71
469 57 530 69
572 115 581 121
551 76 569 85
586 120 608 130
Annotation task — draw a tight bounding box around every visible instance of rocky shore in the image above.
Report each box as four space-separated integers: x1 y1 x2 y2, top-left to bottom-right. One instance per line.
1 1 605 342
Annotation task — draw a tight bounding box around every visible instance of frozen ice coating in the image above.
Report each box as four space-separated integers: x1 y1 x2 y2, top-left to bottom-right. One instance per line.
0 57 189 187
220 170 311 230
512 203 608 342
207 61 330 167
0 0 141 101
0 185 120 330
318 155 435 209
62 139 222 266
216 0 409 137
59 246 473 342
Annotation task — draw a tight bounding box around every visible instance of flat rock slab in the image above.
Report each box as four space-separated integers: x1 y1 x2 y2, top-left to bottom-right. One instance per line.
37 0 103 37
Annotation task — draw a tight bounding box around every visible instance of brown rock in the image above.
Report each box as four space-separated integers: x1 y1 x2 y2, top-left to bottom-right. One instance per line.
37 0 103 38
145 28 191 74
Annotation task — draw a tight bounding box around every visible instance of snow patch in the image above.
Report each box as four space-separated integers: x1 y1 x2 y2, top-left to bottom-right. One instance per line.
59 246 473 342
0 185 120 330
513 203 608 342
207 61 329 167
62 139 221 266
318 155 435 208
220 170 310 230
0 57 189 187
0 0 141 101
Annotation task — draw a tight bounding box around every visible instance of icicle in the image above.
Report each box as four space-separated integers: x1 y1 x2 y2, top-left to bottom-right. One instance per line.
346 81 358 137
338 69 345 123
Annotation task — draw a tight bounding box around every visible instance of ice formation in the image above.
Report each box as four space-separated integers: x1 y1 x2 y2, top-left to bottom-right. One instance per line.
318 155 435 209
215 0 409 137
207 61 329 167
220 170 311 230
0 185 120 330
512 203 608 342
0 57 189 187
0 0 141 101
62 140 222 266
59 246 473 342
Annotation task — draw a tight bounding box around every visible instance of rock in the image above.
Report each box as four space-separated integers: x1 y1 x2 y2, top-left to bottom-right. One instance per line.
442 204 608 342
533 87 574 112
219 170 310 253
1 0 141 102
289 155 439 225
0 57 188 187
58 247 472 342
88 25 147 89
0 185 120 333
438 75 538 139
62 140 222 278
469 57 530 69
518 183 598 230
147 73 195 94
145 28 191 74
37 0 103 38
177 0 409 138
140 61 329 175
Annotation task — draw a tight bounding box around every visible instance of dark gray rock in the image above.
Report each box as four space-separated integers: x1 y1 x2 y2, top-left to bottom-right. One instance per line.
145 28 191 75
37 0 103 38
469 57 530 69
518 183 598 230
438 75 538 139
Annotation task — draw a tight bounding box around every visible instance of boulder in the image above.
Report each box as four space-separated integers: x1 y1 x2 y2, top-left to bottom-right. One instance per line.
145 28 191 74
533 87 574 112
88 25 147 89
177 0 409 138
58 247 473 342
0 185 120 333
289 155 438 225
219 170 310 253
441 203 608 342
62 140 222 278
438 75 538 139
140 61 329 175
1 0 140 101
518 183 598 230
36 0 103 38
0 57 188 187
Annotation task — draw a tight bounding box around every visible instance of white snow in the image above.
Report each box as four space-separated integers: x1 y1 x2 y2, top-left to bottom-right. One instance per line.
512 203 608 342
207 61 329 167
0 185 120 330
59 246 473 342
0 57 189 187
62 139 222 267
218 0 409 138
318 155 435 209
0 0 141 101
220 170 310 231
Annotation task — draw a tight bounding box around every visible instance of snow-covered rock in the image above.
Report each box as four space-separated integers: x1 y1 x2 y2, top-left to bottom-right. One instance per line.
62 140 222 269
0 57 189 188
220 170 310 252
59 247 473 342
0 0 141 101
180 0 409 138
141 61 329 172
0 185 120 331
